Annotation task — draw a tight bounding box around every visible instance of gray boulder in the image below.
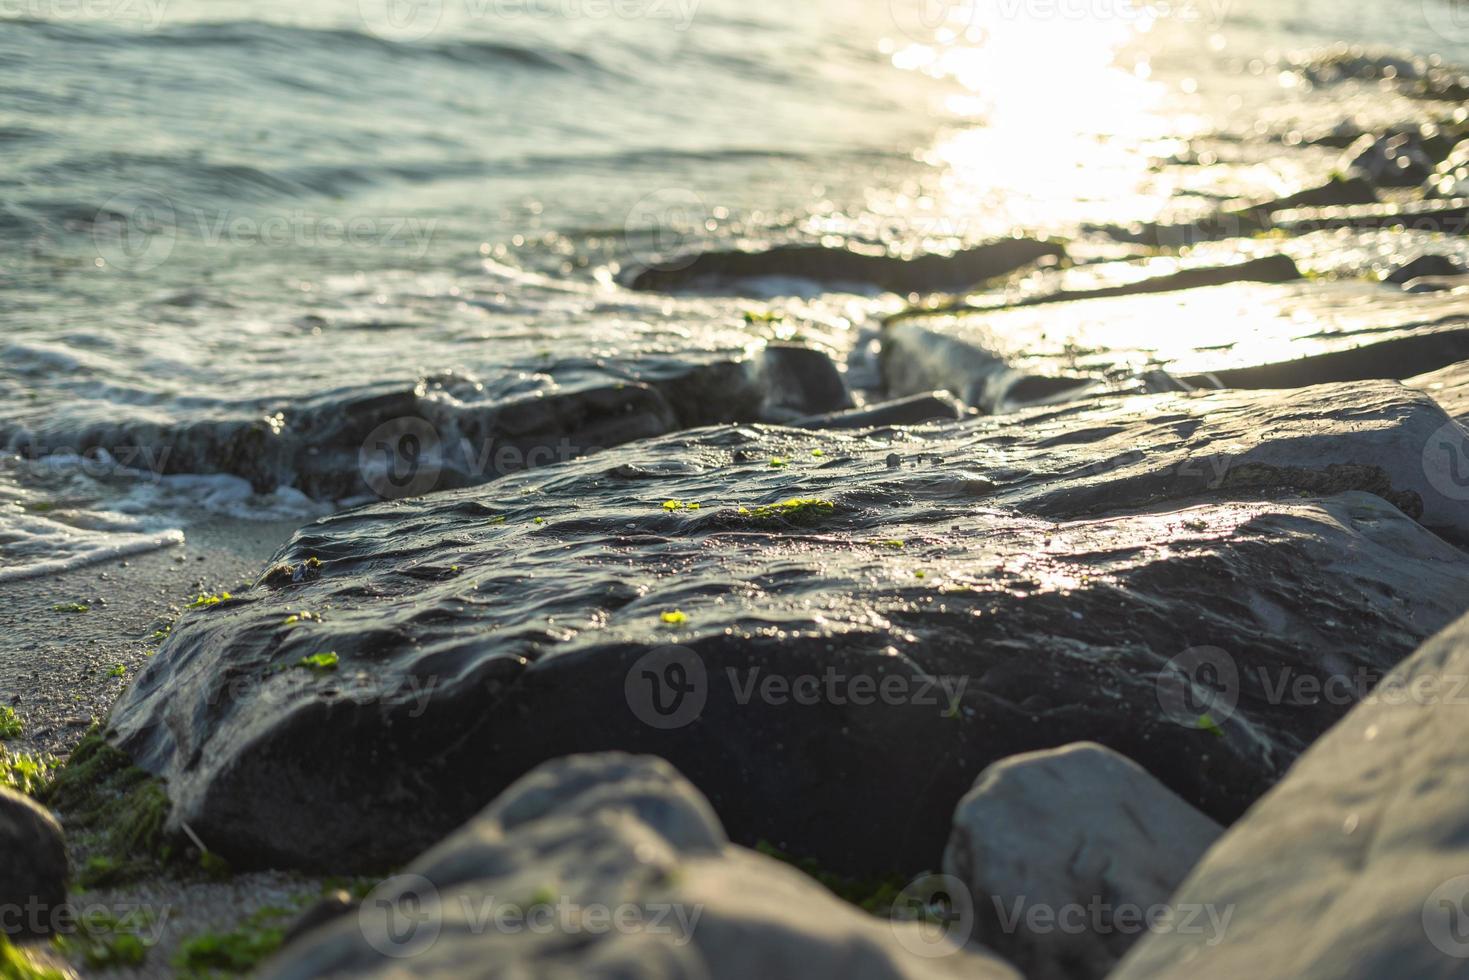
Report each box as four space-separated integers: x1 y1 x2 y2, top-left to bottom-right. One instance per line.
0 788 67 936
103 381 1469 874
942 743 1221 980
1114 610 1469 980
265 754 1019 980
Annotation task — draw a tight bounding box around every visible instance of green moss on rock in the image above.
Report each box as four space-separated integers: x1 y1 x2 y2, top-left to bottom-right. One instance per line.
42 729 174 887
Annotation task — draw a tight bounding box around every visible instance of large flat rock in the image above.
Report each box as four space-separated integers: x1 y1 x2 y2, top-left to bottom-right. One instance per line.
1114 610 1469 980
265 754 1021 980
106 383 1469 874
882 281 1469 413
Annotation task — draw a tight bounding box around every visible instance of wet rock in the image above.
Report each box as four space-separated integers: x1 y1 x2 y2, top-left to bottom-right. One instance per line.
1341 131 1438 187
1272 198 1469 233
266 754 1020 980
755 344 852 421
904 254 1301 317
943 743 1222 980
883 281 1469 413
5 336 775 500
624 239 1066 295
1114 611 1469 980
0 789 67 936
792 391 968 429
1385 252 1466 285
105 382 1469 874
1225 177 1379 224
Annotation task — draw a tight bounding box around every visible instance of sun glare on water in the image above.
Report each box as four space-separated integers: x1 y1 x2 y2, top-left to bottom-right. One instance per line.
885 2 1202 232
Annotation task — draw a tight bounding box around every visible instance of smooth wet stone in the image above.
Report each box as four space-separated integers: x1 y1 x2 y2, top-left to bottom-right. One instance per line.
624 239 1065 295
265 754 1020 980
755 344 852 421
1113 610 1469 980
0 789 67 935
105 382 1469 874
882 280 1469 414
943 743 1222 980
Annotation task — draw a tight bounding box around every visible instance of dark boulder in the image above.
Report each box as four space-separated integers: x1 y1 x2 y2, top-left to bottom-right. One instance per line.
0 788 67 936
104 383 1469 875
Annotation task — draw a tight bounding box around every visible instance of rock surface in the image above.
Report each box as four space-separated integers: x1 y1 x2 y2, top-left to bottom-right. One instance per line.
1409 361 1469 421
942 743 1222 980
882 281 1469 413
1386 252 1466 285
0 789 67 936
1113 610 1469 980
264 754 1020 980
624 239 1065 294
1272 198 1469 233
104 382 1469 874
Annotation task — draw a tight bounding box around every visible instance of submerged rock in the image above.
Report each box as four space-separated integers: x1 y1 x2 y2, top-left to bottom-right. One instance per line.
1385 252 1466 285
105 383 1469 874
0 789 67 936
265 754 1020 980
943 743 1222 980
1113 610 1469 980
882 281 1469 413
624 239 1065 295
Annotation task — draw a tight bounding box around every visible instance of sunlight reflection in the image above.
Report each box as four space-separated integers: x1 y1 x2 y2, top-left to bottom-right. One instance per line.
887 5 1191 231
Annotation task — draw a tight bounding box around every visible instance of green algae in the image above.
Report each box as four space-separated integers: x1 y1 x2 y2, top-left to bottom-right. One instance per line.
662 499 702 512
51 603 88 614
172 906 292 979
0 936 65 980
660 610 689 626
54 912 151 971
737 497 837 522
108 665 126 679
43 729 174 887
295 652 340 674
768 457 789 468
185 593 232 610
0 707 21 740
0 746 53 797
281 611 319 627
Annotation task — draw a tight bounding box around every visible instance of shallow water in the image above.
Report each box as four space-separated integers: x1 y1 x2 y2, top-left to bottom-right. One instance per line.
4 0 1469 577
